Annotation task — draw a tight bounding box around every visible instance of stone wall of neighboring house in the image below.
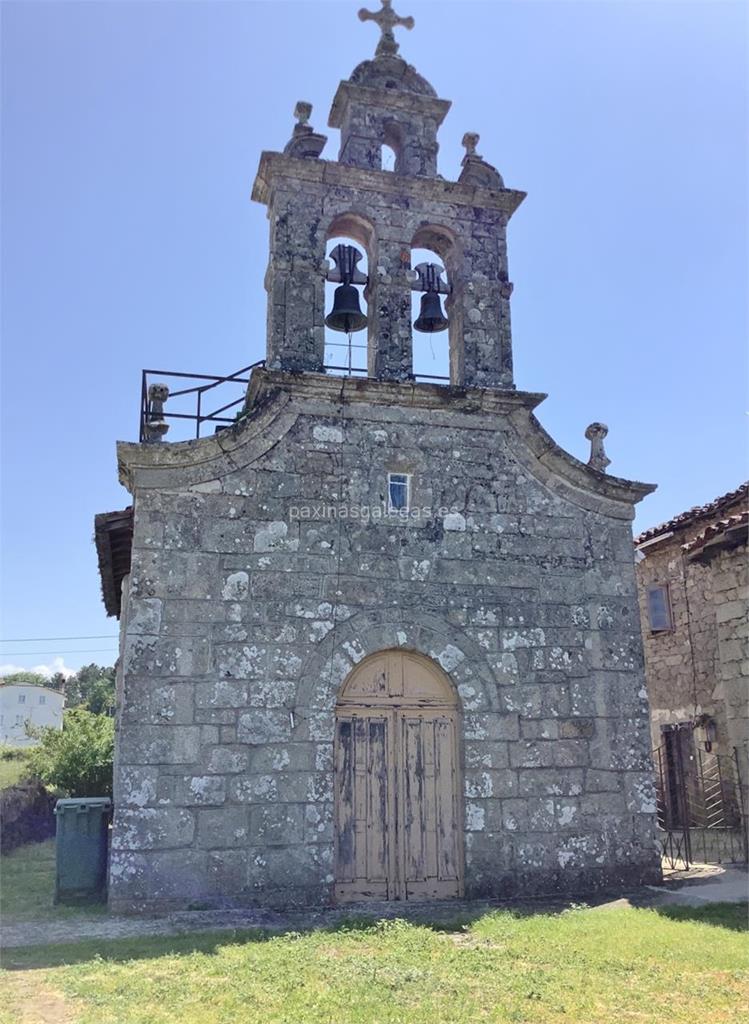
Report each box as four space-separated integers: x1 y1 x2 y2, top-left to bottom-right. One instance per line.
692 524 749 810
635 486 748 759
711 546 749 768
635 537 720 746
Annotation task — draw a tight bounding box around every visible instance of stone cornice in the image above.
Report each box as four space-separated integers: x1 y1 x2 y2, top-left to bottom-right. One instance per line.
251 151 526 218
328 80 451 129
247 367 545 415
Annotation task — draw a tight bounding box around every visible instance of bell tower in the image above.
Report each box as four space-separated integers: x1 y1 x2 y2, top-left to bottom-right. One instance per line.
251 0 525 387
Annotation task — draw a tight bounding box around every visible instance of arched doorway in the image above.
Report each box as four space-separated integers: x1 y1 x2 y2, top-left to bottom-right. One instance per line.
334 650 463 902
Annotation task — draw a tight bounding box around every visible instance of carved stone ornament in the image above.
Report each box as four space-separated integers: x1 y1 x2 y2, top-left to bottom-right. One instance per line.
358 0 414 57
585 422 611 473
283 101 327 160
459 131 505 189
144 383 170 443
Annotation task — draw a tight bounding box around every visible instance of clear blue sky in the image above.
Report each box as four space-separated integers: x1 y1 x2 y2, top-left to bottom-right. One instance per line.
1 0 746 676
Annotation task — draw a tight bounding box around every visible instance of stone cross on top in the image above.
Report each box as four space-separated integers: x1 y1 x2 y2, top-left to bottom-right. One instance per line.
359 0 414 57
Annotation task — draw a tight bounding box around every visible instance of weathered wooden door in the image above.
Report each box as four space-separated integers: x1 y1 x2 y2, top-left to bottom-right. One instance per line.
334 650 462 902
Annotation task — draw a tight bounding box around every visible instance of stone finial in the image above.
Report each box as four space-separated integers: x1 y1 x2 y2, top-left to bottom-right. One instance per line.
144 383 169 443
293 101 312 127
358 0 414 57
585 422 611 473
462 132 480 159
459 131 504 189
284 100 327 160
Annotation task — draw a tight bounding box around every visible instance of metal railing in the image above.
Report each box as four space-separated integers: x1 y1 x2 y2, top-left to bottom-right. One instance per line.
139 362 265 442
139 359 451 443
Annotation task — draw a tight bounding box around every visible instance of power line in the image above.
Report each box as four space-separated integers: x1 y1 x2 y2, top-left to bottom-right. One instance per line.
1 648 118 657
1 635 118 643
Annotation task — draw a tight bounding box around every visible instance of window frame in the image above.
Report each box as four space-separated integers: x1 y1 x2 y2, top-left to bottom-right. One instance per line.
387 472 411 514
646 582 674 633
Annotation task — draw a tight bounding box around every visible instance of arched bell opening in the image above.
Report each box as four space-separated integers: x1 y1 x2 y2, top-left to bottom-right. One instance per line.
323 213 375 378
381 144 397 172
381 121 404 173
334 649 464 903
410 225 457 384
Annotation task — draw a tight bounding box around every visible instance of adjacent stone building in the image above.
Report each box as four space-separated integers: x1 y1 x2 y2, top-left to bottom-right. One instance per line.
635 483 748 811
96 2 661 912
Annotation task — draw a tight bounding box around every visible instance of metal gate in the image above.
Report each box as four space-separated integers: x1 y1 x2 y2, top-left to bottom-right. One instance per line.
652 731 747 869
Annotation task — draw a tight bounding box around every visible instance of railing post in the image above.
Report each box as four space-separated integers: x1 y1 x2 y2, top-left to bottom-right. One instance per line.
140 371 148 443
733 747 749 864
674 735 692 868
697 748 708 862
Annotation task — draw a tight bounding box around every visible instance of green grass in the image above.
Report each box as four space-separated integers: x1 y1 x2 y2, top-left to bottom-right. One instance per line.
0 747 31 789
1 903 747 1023
0 840 106 923
1 842 746 1022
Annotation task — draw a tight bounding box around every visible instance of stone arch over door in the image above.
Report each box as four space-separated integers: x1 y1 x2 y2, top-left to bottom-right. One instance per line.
334 649 464 903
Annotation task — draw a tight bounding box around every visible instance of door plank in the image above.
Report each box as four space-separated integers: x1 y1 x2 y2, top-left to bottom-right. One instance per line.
434 716 459 882
335 710 391 902
366 718 388 882
335 717 355 883
402 716 426 883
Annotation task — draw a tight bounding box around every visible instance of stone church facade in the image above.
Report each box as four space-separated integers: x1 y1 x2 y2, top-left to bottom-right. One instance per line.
97 3 661 912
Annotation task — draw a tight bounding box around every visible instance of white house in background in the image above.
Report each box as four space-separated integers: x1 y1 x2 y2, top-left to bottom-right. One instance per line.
0 685 64 747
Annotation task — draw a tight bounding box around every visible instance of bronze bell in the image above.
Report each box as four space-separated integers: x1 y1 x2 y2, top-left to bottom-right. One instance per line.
414 290 448 333
325 282 368 333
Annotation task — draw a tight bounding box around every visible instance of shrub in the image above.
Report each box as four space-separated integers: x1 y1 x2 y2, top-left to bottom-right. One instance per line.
0 746 33 790
0 779 56 853
0 744 30 762
27 710 114 798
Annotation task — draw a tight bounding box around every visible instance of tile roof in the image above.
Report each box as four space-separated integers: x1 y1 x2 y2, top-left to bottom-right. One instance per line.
683 510 749 563
634 482 748 546
94 507 134 618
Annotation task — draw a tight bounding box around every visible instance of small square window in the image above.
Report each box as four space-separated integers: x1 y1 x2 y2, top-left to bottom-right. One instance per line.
39 695 46 705
647 584 673 632
18 694 26 705
388 473 409 512
15 714 24 726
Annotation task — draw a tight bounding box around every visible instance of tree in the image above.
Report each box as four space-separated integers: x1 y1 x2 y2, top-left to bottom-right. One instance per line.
64 663 116 715
27 709 114 798
0 671 50 688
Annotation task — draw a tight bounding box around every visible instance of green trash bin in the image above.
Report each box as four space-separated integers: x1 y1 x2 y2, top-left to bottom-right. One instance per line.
54 797 112 903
